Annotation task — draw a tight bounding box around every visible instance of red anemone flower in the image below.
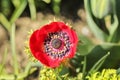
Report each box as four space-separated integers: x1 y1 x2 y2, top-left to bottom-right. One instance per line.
29 21 78 68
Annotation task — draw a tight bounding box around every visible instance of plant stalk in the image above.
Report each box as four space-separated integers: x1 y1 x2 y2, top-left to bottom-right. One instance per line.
82 56 87 80
28 0 36 20
10 24 18 75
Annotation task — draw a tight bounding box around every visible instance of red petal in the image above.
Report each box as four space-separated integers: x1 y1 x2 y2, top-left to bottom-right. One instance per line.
69 30 78 58
41 22 61 32
29 30 41 53
29 27 62 68
41 22 70 32
35 52 61 68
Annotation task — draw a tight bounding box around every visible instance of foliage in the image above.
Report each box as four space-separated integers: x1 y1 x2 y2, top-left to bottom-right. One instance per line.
82 0 120 69
86 69 120 80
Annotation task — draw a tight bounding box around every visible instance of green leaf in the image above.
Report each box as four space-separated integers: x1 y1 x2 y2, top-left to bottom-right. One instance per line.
117 68 120 75
100 42 120 50
107 15 119 42
88 52 110 74
84 0 108 41
85 43 120 70
0 0 12 17
77 35 95 56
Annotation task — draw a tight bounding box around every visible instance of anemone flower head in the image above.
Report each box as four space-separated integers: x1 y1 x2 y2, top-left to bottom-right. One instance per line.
29 21 78 68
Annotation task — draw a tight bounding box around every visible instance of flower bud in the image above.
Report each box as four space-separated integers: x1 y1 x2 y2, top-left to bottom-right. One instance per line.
91 0 113 19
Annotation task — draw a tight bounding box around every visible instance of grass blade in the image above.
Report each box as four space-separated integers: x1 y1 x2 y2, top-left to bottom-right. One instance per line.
88 52 110 74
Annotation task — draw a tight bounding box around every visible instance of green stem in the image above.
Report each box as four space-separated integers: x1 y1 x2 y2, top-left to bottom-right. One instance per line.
82 56 87 80
0 62 41 80
0 48 7 75
52 0 61 15
28 0 36 20
54 68 62 80
0 13 11 32
10 24 18 75
0 73 27 80
10 0 27 24
11 0 21 8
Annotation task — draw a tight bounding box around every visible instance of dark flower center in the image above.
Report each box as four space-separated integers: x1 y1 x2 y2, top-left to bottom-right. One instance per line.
51 39 62 49
44 31 71 59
